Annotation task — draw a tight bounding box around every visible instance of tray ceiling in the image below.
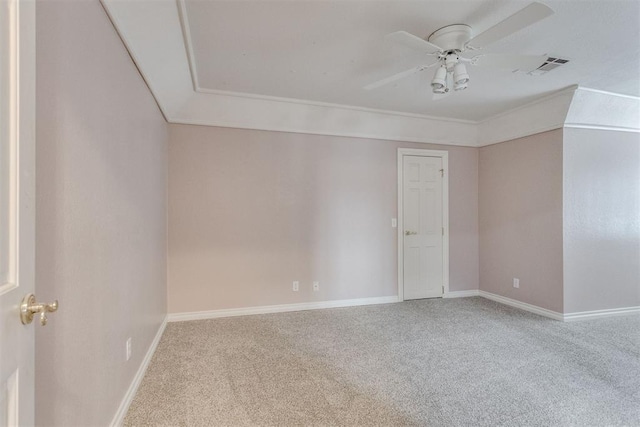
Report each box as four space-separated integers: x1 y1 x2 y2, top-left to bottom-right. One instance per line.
100 0 640 145
182 0 640 121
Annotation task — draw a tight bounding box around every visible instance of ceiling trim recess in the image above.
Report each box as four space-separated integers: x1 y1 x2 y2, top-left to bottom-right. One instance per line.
101 0 640 147
175 0 474 126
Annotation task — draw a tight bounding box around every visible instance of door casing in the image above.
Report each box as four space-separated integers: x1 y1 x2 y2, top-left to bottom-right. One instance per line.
397 148 449 302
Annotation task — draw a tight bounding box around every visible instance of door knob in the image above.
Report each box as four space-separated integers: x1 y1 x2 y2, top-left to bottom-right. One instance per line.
405 230 418 235
20 293 58 326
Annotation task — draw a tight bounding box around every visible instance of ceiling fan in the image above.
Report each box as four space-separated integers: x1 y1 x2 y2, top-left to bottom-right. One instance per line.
364 2 555 99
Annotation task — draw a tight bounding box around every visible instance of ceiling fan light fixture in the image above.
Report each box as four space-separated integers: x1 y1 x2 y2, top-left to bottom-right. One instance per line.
431 66 447 92
454 81 468 91
453 63 469 85
433 85 447 94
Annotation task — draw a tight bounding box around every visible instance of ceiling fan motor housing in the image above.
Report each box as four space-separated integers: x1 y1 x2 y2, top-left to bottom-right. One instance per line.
444 53 459 71
427 24 472 52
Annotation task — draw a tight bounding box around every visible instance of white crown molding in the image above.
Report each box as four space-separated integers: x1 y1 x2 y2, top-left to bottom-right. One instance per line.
110 316 167 427
563 124 640 133
575 87 640 100
167 296 399 322
175 0 198 91
101 0 640 146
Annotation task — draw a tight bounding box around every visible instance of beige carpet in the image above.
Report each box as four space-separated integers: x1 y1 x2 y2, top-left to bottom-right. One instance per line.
124 297 640 426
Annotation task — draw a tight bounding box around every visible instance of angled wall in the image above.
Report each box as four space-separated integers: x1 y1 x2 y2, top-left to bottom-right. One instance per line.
563 128 640 313
35 1 168 426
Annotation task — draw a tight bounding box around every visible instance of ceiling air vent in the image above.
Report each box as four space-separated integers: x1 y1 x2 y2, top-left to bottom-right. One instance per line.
526 57 570 75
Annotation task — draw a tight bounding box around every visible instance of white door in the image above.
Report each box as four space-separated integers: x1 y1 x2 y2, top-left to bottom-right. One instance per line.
402 155 444 300
1 0 36 425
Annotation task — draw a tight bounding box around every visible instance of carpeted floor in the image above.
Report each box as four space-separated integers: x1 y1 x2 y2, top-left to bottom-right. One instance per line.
124 297 640 426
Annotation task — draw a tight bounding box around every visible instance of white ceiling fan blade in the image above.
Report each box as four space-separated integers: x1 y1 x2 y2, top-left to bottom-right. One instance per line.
466 2 554 49
364 65 428 90
472 53 548 71
386 31 443 54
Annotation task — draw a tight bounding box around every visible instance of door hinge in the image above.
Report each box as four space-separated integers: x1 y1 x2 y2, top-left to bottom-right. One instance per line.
442 227 444 236
439 168 444 177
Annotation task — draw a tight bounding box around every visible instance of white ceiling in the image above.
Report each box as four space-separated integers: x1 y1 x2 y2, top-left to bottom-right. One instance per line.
183 0 640 121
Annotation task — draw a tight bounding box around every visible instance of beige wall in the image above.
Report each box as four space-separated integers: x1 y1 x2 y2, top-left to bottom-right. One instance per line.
168 125 478 313
35 1 168 426
479 130 564 313
563 128 640 313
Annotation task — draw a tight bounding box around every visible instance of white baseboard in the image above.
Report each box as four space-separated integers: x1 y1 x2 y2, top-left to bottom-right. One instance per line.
563 306 640 322
168 296 400 322
478 291 564 321
110 316 168 427
478 291 640 322
444 290 480 298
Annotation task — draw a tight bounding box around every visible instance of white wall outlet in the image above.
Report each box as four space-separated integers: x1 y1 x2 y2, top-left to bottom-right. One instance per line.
126 338 132 361
513 278 520 288
292 281 299 291
391 218 397 228
313 281 319 291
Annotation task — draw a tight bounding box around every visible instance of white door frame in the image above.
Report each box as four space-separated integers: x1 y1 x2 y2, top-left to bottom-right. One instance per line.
397 148 449 302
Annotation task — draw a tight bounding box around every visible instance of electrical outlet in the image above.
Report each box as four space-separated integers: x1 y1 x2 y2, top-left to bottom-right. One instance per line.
313 281 319 291
513 278 520 288
126 338 132 361
391 218 397 228
293 281 299 292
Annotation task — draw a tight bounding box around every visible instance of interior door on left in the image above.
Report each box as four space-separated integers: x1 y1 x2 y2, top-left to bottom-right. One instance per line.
0 0 36 425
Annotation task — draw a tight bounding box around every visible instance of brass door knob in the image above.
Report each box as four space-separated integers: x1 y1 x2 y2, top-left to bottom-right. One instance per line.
20 293 59 326
405 230 418 236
